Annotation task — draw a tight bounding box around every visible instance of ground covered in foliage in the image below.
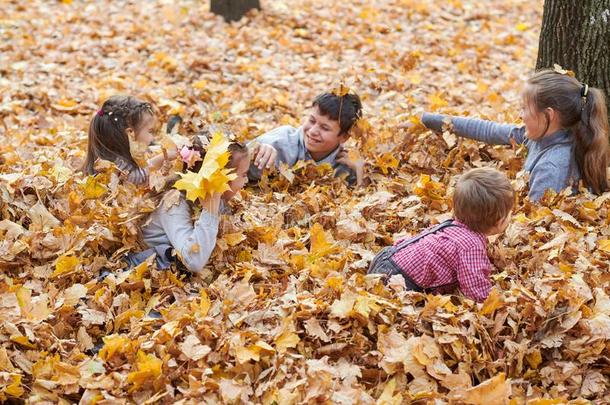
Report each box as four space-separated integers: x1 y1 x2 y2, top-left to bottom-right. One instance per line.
1 0 609 403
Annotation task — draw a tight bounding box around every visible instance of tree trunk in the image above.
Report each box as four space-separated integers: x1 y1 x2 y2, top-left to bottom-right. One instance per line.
536 0 610 119
210 0 261 22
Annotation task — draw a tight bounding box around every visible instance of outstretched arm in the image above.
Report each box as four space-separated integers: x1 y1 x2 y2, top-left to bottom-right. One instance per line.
422 112 527 146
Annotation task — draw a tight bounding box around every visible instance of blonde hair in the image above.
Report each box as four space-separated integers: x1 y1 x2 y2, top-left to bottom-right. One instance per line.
525 69 609 194
453 168 514 233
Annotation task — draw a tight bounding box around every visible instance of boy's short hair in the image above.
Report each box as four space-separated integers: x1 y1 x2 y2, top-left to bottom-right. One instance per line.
313 92 362 134
453 168 514 233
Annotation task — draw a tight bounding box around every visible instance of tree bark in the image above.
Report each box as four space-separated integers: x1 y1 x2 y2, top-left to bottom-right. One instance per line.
536 0 610 119
210 0 261 22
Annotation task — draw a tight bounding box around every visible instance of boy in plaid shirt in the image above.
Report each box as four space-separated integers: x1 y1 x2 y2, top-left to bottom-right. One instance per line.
368 168 514 302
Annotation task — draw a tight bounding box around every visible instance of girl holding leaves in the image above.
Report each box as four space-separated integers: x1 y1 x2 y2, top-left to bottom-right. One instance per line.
84 95 177 186
126 132 250 273
421 68 609 202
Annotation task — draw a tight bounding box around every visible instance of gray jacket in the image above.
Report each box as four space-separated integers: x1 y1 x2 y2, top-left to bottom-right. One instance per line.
141 194 220 273
422 113 578 201
247 125 356 185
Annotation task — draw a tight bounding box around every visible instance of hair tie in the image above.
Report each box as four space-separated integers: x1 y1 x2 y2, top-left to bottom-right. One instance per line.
97 109 104 116
580 84 589 99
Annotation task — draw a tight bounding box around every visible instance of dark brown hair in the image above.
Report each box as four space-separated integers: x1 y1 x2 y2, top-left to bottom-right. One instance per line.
453 168 514 233
525 69 609 194
312 92 363 134
83 95 154 175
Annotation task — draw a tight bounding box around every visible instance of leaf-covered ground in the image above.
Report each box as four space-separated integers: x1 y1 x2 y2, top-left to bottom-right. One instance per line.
1 0 609 403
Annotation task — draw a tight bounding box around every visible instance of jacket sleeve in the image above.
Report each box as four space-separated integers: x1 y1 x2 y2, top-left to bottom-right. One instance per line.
422 113 527 146
247 126 300 181
157 199 220 273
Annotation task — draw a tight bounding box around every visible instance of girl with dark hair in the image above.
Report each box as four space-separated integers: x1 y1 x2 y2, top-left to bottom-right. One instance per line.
83 95 177 186
248 91 366 186
421 69 609 201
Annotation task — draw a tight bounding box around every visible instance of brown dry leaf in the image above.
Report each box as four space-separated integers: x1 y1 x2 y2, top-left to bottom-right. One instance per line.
450 373 511 404
179 335 211 361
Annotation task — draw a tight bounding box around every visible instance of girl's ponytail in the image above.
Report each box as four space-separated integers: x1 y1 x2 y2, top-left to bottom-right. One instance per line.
572 87 609 194
84 118 99 175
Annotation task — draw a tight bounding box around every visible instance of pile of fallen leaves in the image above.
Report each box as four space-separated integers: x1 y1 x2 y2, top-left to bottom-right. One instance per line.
1 0 608 403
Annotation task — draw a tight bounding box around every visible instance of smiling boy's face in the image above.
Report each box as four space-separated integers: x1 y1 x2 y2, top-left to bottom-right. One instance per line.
302 106 349 160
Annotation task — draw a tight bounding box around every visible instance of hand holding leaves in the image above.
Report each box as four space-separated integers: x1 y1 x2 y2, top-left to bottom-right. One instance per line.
173 133 236 202
336 148 365 186
249 142 278 170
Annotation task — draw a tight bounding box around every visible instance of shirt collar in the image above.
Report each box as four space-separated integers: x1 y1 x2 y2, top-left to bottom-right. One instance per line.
534 129 572 149
452 218 488 244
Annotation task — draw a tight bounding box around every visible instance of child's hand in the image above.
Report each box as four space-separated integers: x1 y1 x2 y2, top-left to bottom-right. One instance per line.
336 148 365 187
199 193 222 217
250 143 278 170
165 147 178 160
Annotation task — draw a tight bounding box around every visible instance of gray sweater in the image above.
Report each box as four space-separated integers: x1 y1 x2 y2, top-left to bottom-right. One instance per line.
422 113 578 201
141 194 220 273
247 125 356 185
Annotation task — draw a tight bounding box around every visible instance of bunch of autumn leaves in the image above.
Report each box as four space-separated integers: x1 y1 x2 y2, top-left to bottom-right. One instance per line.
172 132 236 202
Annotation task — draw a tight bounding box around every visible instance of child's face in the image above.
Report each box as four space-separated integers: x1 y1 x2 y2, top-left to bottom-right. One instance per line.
521 88 548 141
131 113 156 146
222 153 250 201
303 106 348 159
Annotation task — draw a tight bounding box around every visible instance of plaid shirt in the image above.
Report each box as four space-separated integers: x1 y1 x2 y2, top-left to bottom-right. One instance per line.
391 220 492 302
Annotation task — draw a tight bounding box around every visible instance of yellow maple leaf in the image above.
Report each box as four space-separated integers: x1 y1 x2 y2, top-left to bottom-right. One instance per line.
53 255 80 278
126 351 162 391
82 176 107 199
597 239 610 254
413 174 446 201
200 290 211 317
375 153 399 175
192 79 207 90
223 232 246 246
235 346 261 364
275 331 300 353
10 335 36 349
479 288 504 316
331 83 350 97
114 309 145 332
3 374 24 398
15 287 31 318
428 92 449 110
451 373 510 404
377 378 402 405
174 132 237 201
525 349 542 369
99 335 132 362
515 22 528 31
309 223 337 257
